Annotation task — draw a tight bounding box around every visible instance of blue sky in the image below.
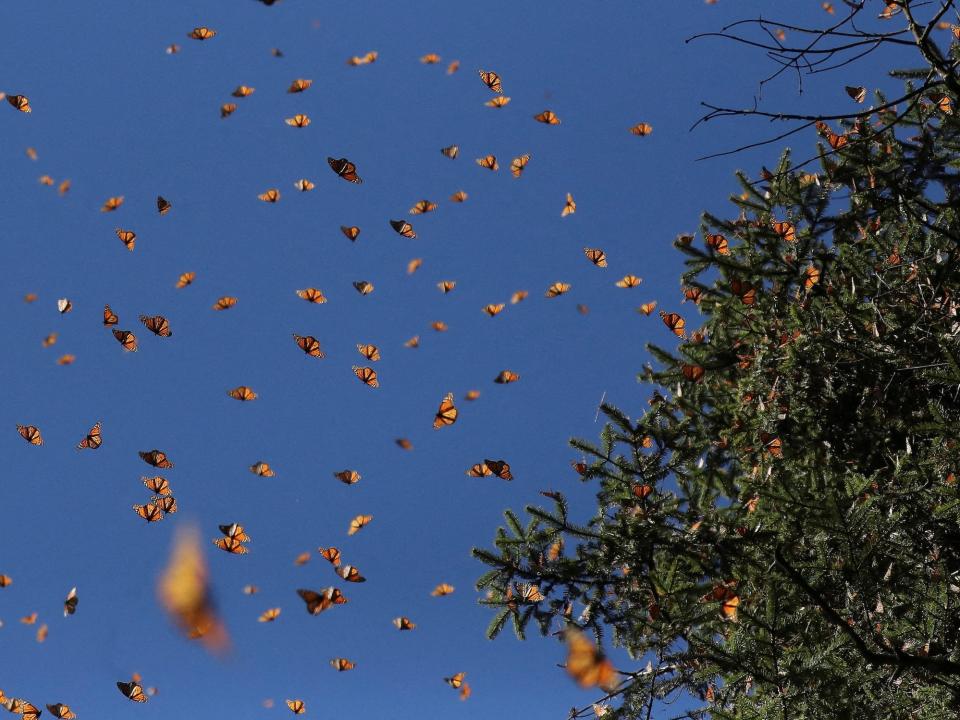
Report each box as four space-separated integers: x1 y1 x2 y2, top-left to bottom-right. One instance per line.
0 1 905 717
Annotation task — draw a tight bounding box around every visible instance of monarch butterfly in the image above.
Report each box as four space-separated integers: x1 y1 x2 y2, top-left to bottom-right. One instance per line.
420 53 441 64
116 228 136 251
683 286 704 304
702 583 740 621
760 432 783 458
330 658 356 671
450 190 468 202
213 537 249 554
584 248 607 267
250 461 275 477
447 60 460 74
478 69 503 93
153 495 178 513
803 265 821 290
212 296 238 311
24 293 38 303
404 336 420 349
485 95 510 108
285 114 310 127
475 155 498 170
352 365 379 387
58 179 71 195
494 370 520 384
77 421 102 450
730 279 756 305
286 699 305 714
288 78 313 93
157 196 172 215
772 220 796 242
7 94 31 112
438 280 456 294
133 503 164 522
340 225 360 241
516 582 544 602
296 288 327 304
227 386 257 401
243 585 259 594
390 219 417 238
510 154 530 178
353 280 374 295
101 196 124 212
258 607 281 623
294 179 315 192
432 583 455 596
16 424 42 445
638 301 657 316
318 547 342 566
337 565 366 582
219 523 251 541
482 303 505 317
297 586 347 614
21 612 38 624
629 122 653 136
220 103 237 118
545 282 571 298
485 459 513 480
409 199 438 214
356 343 380 361
844 85 866 103
43 332 57 347
511 290 528 304
334 469 361 485
327 157 363 184
143 476 171 495
139 314 172 337
166 43 181 54
445 672 466 688
433 392 458 429
827 132 847 150
58 354 75 366
103 304 119 326
431 320 448 332
393 616 416 630
615 274 642 289
25 146 37 160
140 449 174 468
681 364 705 382
187 27 216 40
406 259 423 276
46 704 76 719
565 630 618 691
0 574 12 586
232 85 255 97
113 329 138 352
58 297 73 314
441 145 459 158
561 192 576 217
258 188 280 203
659 311 686 337
293 334 325 358
468 462 493 477
346 51 378 65
534 110 561 124
39 175 54 186
347 514 373 535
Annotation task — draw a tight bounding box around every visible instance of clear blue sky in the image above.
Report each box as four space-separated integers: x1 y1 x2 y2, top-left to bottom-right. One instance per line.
0 1 902 717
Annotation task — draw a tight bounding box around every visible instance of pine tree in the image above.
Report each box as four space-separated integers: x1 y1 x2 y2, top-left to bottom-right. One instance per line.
475 5 960 718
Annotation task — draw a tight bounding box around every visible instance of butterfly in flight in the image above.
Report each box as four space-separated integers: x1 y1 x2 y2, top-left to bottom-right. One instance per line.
327 157 363 184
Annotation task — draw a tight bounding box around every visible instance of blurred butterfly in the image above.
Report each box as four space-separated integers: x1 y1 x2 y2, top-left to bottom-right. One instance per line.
258 608 281 623
157 195 171 214
433 393 458 429
441 145 459 159
258 188 280 203
340 225 360 241
57 298 73 313
24 293 38 302
334 469 361 485
175 272 195 288
39 175 54 186
139 314 172 337
681 364 705 382
140 449 174 468
390 219 417 238
294 179 315 192
133 503 164 522
297 587 347 614
510 154 530 178
485 96 510 108
243 585 259 595
296 288 327 304
475 155 498 170
438 280 456 293
431 321 449 332
545 282 571 298
330 658 356 671
638 301 657 316
250 462 275 477
511 290 528 304
318 547 342 566
286 700 306 714
220 103 237 118
495 370 520 384
227 386 257 401
450 190 468 202
404 336 420 349
25 146 37 160
116 228 136 251
46 704 75 719
103 305 119 326
421 53 441 64
213 296 238 310
77 421 102 450
336 565 366 583
285 114 310 127
352 366 379 388
393 616 416 630
565 630 618 691
293 334 325 358
112 329 138 351
143 476 171 495
153 496 178 514
804 265 821 290
561 193 576 217
58 354 75 365
0 574 11 586
659 311 686 337
166 43 180 54
447 60 460 74
478 69 503 93
295 551 310 565
42 332 57 347
63 587 78 616
482 304 505 317
629 122 653 136
534 110 561 124
409 200 438 215
584 248 607 267
431 583 455 596
288 78 313 93
58 179 71 195
21 612 38 624
101 196 124 212
845 85 867 103
347 514 373 535
615 275 642 289
187 27 216 40
232 85 255 97
445 672 466 688
353 280 374 295
356 343 380 361
346 51 378 65
7 94 31 112
327 157 362 184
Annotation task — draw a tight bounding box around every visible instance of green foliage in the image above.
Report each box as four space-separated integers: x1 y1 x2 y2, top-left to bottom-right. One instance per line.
474 35 960 720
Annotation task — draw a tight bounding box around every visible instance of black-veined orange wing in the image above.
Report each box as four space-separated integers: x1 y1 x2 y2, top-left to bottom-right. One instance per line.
327 157 362 184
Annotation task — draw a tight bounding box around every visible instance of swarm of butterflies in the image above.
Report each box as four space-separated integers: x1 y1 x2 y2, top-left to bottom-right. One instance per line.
1 6 673 715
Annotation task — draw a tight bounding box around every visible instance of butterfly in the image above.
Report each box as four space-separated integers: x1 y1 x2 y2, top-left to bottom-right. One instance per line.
63 587 78 617
390 219 417 238
42 332 57 347
297 587 347 614
213 537 249 554
112 329 138 351
565 630 618 690
478 69 503 93
584 248 607 267
140 449 174 468
219 523 251 542
482 304 505 317
77 422 102 450
330 658 356 671
0 574 12 586
845 85 867 103
293 334 325 358
6 94 31 112
475 155 498 170
153 495 178 514
730 279 756 305
296 288 327 304
166 43 181 54
318 547 342 566
409 200 438 215
250 462 275 477
468 462 492 478
336 565 366 582
441 145 459 159
804 265 821 290
243 585 260 594
57 298 73 314
213 296 238 311
353 280 374 295
510 154 530 178
494 370 520 384
100 304 119 327
116 228 136 251
445 672 466 688
534 110 561 124
220 103 237 118
516 582 544 602
348 514 373 535
57 354 76 365
286 700 306 714
285 114 311 127
157 196 171 214
485 96 510 108
133 503 164 522
705 233 729 254
294 179 315 192
258 608 281 623
447 60 460 74
295 552 311 566
327 157 363 184
45 704 76 719
450 190 468 202
340 225 360 241
421 53 441 64
174 272 196 290
20 612 38 624
288 78 313 93
681 364 705 382
346 51 378 65
438 280 456 293
629 122 653 136
561 193 576 217
258 188 281 203
511 290 528 304
139 314 172 337
431 321 448 332
404 336 420 349
19 701 42 720
352 366 379 387
39 175 54 186
101 196 124 212
143 476 171 495
187 27 216 40
393 616 416 630
638 301 658 316
334 469 361 484
356 343 380 361
431 583 455 596
615 275 642 289
232 85 255 97
702 582 741 620
659 311 686 337
485 459 513 480
59 179 71 194
432 393 458 429
227 386 257 401
772 220 796 242
545 282 571 298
